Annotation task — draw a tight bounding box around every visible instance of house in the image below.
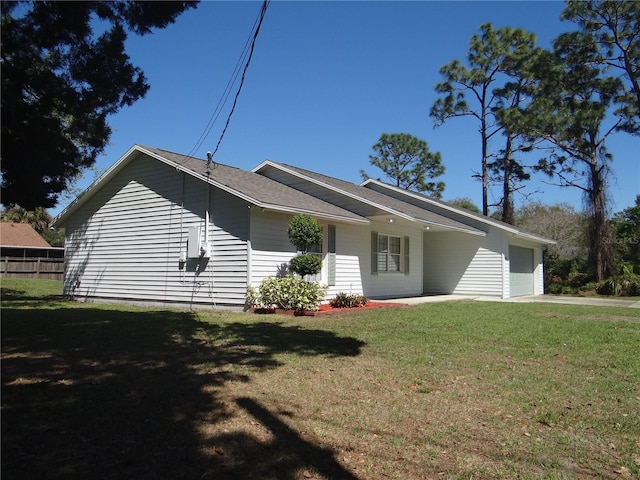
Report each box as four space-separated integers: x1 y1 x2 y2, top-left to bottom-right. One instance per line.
53 145 554 309
1 222 65 280
0 222 63 258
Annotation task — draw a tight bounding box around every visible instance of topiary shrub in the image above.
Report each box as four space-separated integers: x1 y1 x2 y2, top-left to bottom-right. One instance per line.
287 214 323 279
289 253 322 278
288 214 322 253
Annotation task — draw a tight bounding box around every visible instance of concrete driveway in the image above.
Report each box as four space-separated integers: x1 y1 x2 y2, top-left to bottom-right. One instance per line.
506 294 640 309
380 294 640 309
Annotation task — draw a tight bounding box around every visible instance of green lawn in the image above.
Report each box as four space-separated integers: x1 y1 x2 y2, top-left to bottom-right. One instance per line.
2 278 639 479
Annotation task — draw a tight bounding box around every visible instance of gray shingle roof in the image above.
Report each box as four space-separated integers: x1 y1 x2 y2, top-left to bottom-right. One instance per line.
141 147 369 223
256 161 486 235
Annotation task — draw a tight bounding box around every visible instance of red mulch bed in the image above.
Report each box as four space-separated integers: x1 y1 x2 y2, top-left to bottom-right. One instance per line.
252 301 407 316
317 301 406 314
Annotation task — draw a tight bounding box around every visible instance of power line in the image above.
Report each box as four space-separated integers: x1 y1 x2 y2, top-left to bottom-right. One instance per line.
181 0 270 166
209 0 269 161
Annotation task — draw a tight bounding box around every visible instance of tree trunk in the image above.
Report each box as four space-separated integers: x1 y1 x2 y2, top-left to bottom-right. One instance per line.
588 160 608 282
501 135 515 225
481 117 489 216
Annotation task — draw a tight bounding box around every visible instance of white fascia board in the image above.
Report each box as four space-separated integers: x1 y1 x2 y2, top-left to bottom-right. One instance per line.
258 204 370 225
416 219 487 236
361 179 555 244
511 231 558 244
251 159 275 173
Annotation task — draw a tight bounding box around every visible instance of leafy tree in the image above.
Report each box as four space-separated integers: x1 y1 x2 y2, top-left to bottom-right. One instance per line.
560 0 640 135
1 1 197 209
430 24 540 217
610 195 640 269
41 227 66 248
515 202 587 259
490 41 544 224
509 39 625 282
447 197 481 214
514 202 591 293
361 133 445 198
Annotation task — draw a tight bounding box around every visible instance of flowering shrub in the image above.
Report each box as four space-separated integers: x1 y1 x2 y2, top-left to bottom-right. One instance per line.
329 292 368 308
247 276 327 312
245 285 260 309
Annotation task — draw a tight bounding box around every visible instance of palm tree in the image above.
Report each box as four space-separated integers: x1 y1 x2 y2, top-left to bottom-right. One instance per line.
1 206 52 233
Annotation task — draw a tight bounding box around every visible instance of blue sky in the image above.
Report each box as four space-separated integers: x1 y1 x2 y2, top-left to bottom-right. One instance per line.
55 0 639 216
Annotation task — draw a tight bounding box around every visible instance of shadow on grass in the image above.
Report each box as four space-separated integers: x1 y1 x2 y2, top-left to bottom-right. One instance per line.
0 285 66 308
1 303 363 479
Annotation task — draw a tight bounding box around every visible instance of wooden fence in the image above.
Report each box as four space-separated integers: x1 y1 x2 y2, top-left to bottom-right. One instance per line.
1 256 64 281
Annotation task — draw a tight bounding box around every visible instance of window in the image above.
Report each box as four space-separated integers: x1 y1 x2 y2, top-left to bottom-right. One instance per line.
371 232 409 275
378 234 401 272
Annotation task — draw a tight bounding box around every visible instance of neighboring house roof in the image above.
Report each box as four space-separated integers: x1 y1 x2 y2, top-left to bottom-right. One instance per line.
361 178 556 244
54 145 370 226
0 222 51 248
253 160 486 236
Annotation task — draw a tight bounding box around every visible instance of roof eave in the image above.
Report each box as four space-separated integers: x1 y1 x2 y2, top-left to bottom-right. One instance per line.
259 204 370 225
255 160 393 213
0 245 64 250
421 221 486 236
362 179 556 244
257 162 485 235
512 231 557 244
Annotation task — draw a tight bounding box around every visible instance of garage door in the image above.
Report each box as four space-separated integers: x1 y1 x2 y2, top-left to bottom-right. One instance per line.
509 246 534 297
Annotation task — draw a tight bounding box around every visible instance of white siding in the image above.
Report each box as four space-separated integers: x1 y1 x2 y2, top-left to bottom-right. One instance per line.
423 230 504 297
536 247 545 295
364 221 423 299
249 210 296 283
63 155 249 308
248 211 366 299
327 223 364 297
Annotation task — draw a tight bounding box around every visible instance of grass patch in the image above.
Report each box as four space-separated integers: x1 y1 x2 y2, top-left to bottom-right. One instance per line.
2 278 639 479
